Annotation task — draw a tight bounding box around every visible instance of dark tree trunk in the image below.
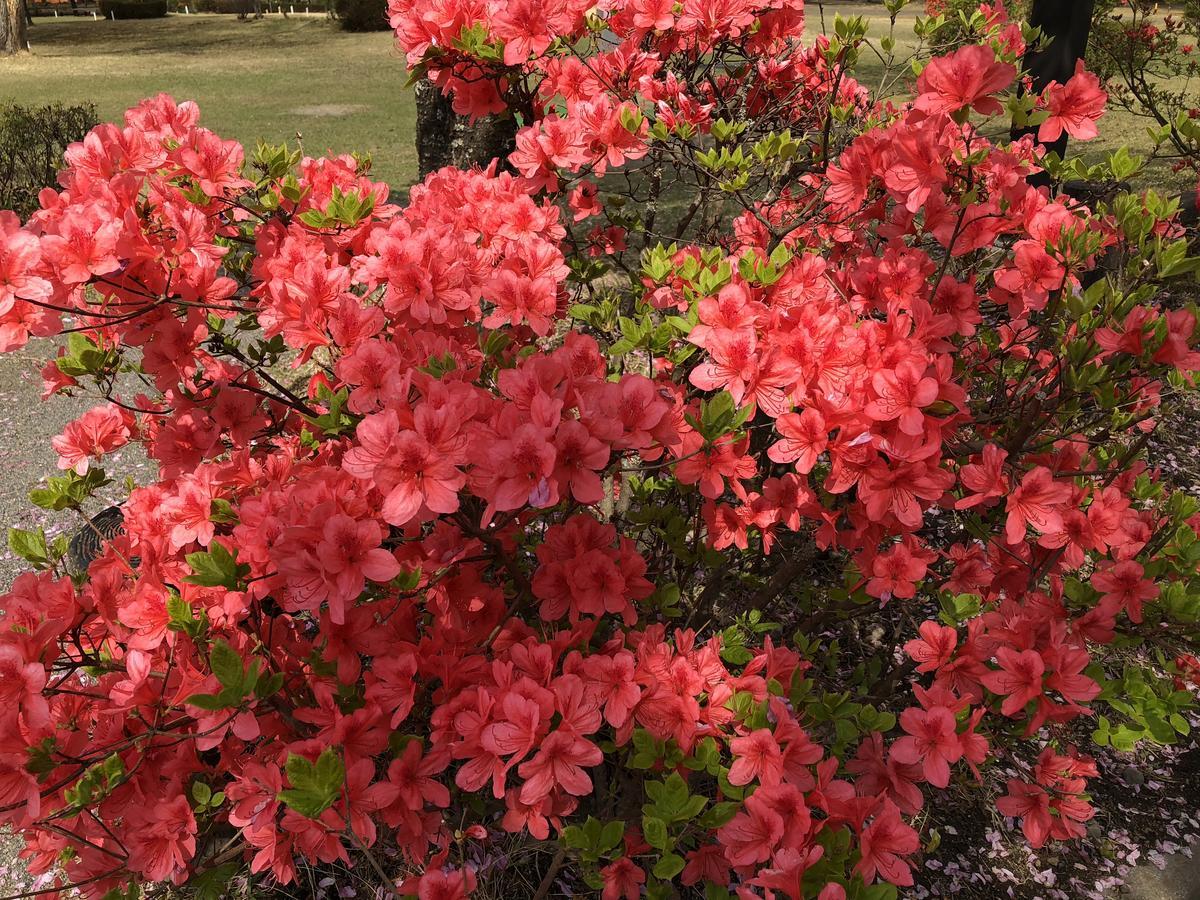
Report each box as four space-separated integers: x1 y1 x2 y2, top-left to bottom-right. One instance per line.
452 112 518 173
0 0 30 54
1011 0 1096 180
415 80 458 178
414 79 520 180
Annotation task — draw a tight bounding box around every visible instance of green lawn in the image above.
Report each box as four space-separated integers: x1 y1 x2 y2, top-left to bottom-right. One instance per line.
1 13 419 189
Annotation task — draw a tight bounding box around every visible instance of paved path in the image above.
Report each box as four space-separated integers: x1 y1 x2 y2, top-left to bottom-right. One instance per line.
0 341 92 587
1125 852 1200 900
0 339 151 588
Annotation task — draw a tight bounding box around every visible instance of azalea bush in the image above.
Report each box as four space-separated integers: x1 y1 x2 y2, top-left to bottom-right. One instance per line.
2 1 1200 898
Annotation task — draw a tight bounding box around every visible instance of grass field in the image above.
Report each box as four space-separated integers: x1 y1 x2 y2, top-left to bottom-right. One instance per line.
1 13 419 189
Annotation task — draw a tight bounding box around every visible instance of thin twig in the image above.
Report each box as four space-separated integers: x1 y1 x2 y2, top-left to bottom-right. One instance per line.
531 847 566 900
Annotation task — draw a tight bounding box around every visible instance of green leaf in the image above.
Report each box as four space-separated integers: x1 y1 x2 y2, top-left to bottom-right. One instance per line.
64 753 125 808
297 209 335 230
304 385 358 438
8 527 49 567
167 594 192 626
660 773 689 813
861 883 898 900
209 639 245 692
278 749 344 818
185 693 230 711
209 498 238 525
184 541 249 589
24 738 57 776
56 333 113 378
1109 725 1142 752
561 825 587 849
167 594 207 639
393 568 422 592
29 469 110 511
256 671 285 700
642 815 670 850
652 852 686 880
1157 238 1200 278
1146 715 1176 743
187 862 241 900
678 794 707 821
697 801 739 829
192 780 212 806
598 820 625 852
1107 146 1143 180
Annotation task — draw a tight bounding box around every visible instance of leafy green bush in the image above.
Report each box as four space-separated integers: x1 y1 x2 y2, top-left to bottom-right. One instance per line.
335 0 386 31
183 0 246 13
0 102 96 219
98 0 167 16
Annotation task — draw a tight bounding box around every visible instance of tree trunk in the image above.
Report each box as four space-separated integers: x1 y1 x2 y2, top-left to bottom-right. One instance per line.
451 111 518 174
0 0 30 55
414 80 458 178
414 79 520 180
1011 0 1095 177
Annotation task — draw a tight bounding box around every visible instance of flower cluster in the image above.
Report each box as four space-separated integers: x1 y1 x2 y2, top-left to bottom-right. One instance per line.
0 1 1198 898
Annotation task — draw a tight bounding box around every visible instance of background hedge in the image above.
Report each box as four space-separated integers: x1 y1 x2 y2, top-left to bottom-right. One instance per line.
333 0 386 31
0 102 97 219
97 0 168 16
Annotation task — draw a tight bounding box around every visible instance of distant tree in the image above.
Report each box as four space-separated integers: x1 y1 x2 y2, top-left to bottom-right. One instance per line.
0 0 30 55
334 0 386 32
